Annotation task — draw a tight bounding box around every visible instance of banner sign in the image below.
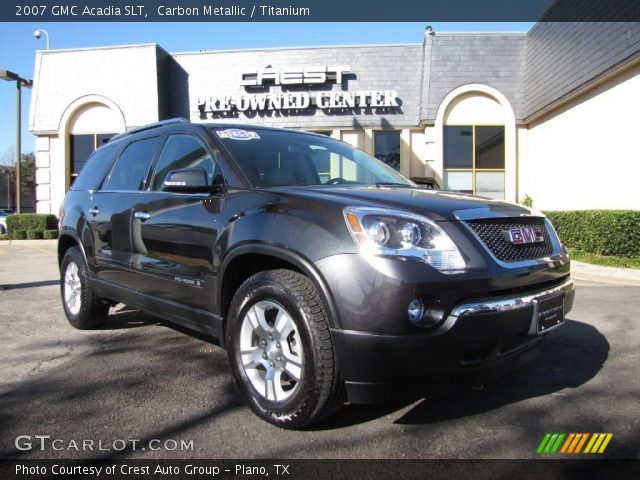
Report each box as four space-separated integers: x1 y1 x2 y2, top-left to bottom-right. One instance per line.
4 0 640 22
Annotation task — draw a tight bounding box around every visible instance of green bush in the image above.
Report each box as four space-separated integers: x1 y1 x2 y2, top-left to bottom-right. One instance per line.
545 210 640 258
11 229 27 240
26 229 44 240
44 229 58 240
6 214 58 233
0 233 9 241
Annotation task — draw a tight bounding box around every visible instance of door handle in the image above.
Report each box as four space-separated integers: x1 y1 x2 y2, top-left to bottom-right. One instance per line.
88 207 100 216
134 211 151 221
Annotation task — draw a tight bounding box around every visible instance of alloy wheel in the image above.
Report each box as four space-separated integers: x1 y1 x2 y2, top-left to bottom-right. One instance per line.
63 261 82 315
238 300 304 402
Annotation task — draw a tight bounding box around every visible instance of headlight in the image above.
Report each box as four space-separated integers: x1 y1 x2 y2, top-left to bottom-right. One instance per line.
343 207 466 273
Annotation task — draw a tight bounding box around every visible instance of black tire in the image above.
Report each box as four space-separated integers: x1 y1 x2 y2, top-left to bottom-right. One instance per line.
226 269 344 429
60 246 109 329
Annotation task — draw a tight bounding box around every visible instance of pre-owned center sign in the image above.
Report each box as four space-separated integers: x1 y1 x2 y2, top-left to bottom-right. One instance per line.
197 65 400 115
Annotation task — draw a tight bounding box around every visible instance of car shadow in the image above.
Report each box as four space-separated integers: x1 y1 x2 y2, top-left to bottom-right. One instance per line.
97 307 221 348
88 305 159 330
312 318 609 430
1 279 59 290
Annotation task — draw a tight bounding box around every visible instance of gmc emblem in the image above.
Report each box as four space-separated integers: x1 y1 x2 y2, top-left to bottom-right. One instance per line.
505 226 545 245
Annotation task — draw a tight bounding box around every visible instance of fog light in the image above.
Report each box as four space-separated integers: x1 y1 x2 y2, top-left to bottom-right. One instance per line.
407 298 424 324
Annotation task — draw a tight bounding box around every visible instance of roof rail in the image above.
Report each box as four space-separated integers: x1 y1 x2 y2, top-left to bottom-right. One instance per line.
110 117 189 142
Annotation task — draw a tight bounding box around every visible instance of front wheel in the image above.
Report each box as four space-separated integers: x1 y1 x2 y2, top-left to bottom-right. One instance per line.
226 269 344 429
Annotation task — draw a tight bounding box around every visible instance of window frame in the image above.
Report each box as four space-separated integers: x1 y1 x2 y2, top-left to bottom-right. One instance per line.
146 132 225 194
373 130 402 172
70 144 119 192
69 132 117 186
99 134 164 193
443 124 506 199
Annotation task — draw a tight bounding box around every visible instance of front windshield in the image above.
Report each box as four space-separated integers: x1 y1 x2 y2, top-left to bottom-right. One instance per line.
213 127 413 188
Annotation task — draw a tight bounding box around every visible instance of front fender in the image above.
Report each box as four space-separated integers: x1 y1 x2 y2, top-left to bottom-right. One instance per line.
219 243 343 330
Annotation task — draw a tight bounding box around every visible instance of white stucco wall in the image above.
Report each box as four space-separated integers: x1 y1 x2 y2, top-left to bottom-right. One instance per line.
29 45 163 213
29 44 162 134
521 62 640 211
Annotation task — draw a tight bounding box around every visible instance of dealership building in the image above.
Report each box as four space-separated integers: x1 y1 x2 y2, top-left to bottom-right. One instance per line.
28 21 639 214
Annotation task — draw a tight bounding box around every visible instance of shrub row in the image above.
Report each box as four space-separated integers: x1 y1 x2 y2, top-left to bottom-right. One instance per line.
545 210 640 258
6 214 58 232
6 229 57 240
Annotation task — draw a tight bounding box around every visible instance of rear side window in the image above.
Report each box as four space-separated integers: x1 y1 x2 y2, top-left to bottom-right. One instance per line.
103 136 162 191
71 145 117 191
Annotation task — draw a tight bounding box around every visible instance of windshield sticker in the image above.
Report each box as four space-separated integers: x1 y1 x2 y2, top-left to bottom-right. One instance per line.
216 129 261 141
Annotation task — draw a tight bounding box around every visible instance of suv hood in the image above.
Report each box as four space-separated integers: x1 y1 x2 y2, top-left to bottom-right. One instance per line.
278 186 535 221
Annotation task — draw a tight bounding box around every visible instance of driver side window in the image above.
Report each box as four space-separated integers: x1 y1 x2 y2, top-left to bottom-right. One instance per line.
150 134 222 191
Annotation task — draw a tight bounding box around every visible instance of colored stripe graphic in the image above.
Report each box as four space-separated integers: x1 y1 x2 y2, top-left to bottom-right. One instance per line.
560 433 575 453
550 433 565 453
537 433 565 454
544 434 559 453
597 434 613 453
584 433 613 454
574 433 589 453
584 433 599 453
538 433 613 454
537 434 552 454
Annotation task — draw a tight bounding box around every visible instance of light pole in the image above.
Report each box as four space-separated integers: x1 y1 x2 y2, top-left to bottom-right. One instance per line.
33 29 50 50
0 70 33 213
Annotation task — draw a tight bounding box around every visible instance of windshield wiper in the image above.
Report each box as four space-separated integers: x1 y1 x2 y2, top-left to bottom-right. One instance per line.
375 182 412 188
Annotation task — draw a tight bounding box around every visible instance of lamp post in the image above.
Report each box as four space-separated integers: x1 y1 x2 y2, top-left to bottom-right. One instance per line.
0 70 33 213
33 29 50 50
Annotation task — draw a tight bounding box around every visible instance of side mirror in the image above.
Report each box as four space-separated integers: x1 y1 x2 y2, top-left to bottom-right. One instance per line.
161 167 222 194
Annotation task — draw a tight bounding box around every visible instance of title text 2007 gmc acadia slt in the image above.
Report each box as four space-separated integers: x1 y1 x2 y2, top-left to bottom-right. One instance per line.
58 119 574 429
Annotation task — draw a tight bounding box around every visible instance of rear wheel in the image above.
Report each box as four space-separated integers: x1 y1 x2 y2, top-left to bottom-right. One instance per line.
60 246 109 329
226 269 344 429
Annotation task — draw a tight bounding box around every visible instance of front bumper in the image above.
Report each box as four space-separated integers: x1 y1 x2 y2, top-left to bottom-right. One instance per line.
331 278 575 404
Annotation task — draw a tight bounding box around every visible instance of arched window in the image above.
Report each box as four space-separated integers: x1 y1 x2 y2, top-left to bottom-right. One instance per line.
434 85 516 202
65 101 124 188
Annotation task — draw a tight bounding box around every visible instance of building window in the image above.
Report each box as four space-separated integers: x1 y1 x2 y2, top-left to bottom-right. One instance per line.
69 133 116 185
374 130 401 171
443 125 505 199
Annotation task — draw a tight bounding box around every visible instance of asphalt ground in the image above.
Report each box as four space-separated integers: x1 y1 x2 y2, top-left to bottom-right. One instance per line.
0 242 638 459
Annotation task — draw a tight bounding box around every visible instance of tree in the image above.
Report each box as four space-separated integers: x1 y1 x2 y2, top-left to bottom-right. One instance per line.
0 147 36 210
20 152 35 193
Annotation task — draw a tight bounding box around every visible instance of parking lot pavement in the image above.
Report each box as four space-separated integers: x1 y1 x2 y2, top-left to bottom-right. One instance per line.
0 242 639 459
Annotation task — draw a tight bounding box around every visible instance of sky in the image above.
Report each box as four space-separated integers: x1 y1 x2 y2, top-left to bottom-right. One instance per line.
0 21 533 160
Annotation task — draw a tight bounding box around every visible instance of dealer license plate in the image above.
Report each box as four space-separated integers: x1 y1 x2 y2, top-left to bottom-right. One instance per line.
535 292 565 333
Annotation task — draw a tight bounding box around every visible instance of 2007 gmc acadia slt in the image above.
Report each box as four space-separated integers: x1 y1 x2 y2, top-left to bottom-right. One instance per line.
58 119 574 429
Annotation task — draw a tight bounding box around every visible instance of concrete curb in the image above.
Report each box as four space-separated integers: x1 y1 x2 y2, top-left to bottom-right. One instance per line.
571 260 640 286
0 239 58 246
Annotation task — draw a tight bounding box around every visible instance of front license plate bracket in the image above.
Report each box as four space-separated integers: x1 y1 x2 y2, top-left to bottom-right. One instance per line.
529 292 565 335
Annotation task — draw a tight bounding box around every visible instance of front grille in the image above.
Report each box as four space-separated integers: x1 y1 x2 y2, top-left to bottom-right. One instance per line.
466 218 554 262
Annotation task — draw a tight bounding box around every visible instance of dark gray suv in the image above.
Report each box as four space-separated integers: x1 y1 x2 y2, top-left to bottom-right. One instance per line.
58 119 574 429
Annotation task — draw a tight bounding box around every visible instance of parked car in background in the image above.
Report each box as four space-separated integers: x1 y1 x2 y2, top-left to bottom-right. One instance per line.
58 119 574 429
0 209 15 234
